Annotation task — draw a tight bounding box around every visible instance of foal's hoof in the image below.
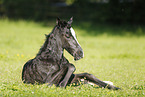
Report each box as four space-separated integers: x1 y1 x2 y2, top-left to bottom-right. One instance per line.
107 85 121 90
59 82 66 88
112 87 121 90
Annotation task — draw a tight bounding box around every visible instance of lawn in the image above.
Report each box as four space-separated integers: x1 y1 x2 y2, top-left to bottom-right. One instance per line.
0 19 145 97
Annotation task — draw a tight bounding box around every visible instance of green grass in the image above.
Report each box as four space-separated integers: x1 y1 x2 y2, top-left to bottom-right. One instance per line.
0 19 145 97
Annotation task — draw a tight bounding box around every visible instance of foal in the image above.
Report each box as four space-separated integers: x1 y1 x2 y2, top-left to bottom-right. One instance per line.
22 17 120 90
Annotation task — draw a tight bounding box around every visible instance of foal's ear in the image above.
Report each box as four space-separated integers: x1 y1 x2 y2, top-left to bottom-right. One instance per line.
56 17 61 25
68 17 73 24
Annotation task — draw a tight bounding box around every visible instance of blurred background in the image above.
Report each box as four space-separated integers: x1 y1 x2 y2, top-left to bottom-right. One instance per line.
0 0 145 24
1 1 145 96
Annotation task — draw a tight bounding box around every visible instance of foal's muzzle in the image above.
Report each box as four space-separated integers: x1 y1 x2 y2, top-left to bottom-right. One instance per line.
74 48 84 61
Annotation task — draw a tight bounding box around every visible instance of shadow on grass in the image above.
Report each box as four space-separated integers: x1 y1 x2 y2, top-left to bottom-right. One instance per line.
8 18 144 37
73 21 145 37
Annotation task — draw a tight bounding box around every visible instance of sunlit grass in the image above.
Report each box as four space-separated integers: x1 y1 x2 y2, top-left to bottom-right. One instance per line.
0 19 145 96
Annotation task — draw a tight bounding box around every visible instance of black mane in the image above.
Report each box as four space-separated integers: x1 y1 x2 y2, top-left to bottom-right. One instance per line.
37 25 57 56
58 21 68 28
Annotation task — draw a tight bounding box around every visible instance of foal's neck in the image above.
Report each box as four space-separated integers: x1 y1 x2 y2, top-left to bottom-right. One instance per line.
37 27 64 62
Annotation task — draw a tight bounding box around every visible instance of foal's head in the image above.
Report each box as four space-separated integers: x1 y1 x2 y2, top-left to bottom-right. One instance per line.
56 17 84 61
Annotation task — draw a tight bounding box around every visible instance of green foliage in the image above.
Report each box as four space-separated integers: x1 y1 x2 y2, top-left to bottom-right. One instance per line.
0 19 145 96
66 0 75 5
1 0 145 24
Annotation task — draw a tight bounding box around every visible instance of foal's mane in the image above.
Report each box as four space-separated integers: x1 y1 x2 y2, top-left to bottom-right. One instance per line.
37 25 57 56
36 20 68 56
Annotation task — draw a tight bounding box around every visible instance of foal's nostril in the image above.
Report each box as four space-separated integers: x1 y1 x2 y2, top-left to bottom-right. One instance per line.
78 51 81 54
77 49 84 58
80 51 83 55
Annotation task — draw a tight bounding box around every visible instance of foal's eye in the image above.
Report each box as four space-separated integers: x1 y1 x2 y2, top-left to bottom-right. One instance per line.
65 31 70 38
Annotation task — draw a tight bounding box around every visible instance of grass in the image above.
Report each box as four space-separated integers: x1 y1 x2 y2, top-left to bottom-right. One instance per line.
0 19 145 97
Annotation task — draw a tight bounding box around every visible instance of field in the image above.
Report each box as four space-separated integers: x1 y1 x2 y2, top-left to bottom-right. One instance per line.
0 19 145 97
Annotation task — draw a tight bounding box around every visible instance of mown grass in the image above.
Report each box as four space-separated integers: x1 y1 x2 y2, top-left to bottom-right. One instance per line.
0 19 145 97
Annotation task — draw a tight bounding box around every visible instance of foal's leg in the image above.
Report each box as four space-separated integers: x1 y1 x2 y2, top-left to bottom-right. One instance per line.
71 73 120 90
44 68 62 86
59 63 75 87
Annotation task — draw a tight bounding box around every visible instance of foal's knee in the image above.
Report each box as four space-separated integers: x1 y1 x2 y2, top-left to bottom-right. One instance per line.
83 73 91 76
83 73 94 78
68 64 76 72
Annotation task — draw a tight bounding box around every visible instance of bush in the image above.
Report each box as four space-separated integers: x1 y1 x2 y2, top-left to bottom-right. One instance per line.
1 0 145 24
